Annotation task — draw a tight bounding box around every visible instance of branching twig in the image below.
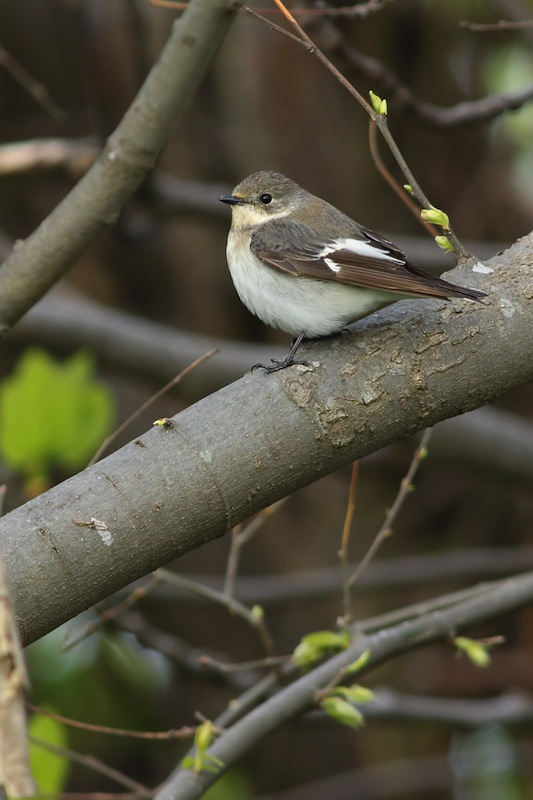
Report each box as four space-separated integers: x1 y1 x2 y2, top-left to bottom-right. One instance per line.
337 38 533 129
224 499 288 597
348 427 433 588
157 569 277 659
249 0 468 257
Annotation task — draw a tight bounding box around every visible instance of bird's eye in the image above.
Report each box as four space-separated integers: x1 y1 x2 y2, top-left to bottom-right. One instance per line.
260 193 272 205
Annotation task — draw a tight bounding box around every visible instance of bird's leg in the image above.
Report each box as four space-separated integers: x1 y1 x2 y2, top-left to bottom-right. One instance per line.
252 331 311 373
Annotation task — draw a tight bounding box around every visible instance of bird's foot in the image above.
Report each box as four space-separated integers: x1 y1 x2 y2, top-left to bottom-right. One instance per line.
251 355 311 373
251 331 311 373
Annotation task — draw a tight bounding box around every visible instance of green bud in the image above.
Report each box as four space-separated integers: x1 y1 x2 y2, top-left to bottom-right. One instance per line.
195 720 215 752
333 684 375 704
454 637 491 668
403 184 413 195
435 235 455 252
321 696 365 729
293 630 349 668
251 605 264 621
369 90 387 115
420 207 450 229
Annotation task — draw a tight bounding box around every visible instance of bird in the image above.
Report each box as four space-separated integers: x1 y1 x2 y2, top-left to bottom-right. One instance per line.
220 171 486 372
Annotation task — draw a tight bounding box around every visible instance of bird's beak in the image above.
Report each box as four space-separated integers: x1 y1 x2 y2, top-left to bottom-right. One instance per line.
219 194 244 206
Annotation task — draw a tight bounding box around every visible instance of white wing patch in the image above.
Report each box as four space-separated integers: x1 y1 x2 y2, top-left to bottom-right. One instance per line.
319 237 405 264
324 257 341 273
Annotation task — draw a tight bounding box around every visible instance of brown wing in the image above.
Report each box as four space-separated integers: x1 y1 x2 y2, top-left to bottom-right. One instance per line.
250 221 486 301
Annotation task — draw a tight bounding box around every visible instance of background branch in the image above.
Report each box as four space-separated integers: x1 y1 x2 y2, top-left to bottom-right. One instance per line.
0 0 238 336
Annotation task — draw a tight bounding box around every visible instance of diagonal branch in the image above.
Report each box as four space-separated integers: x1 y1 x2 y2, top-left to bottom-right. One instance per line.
156 569 533 799
0 0 239 337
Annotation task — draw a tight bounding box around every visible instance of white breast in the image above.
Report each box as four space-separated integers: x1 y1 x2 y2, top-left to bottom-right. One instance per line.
226 231 393 337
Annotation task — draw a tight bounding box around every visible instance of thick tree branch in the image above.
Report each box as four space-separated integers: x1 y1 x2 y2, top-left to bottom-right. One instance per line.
0 0 239 336
0 235 531 647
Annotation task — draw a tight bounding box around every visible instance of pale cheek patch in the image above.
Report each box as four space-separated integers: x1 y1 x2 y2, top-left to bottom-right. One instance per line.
320 238 404 264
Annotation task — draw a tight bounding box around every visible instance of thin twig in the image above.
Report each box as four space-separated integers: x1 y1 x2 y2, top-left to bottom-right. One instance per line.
348 427 433 588
29 736 151 794
338 460 360 622
224 499 288 597
62 574 161 650
88 349 218 466
0 46 65 120
368 121 438 236
157 569 277 659
251 0 468 257
460 19 533 31
153 0 395 16
27 701 194 740
199 654 288 673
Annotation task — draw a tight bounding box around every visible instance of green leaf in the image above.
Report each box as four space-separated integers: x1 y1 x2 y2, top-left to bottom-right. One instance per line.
29 711 70 794
0 348 115 484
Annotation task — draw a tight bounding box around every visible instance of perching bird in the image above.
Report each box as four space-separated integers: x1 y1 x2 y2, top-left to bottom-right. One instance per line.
220 171 486 372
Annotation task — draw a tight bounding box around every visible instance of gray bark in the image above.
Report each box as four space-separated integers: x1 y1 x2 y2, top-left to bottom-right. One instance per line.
0 234 532 646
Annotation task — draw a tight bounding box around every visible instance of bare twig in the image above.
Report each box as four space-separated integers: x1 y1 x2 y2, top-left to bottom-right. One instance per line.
62 574 161 650
460 19 533 31
339 40 533 129
26 703 195 740
338 460 360 622
348 428 433 588
249 0 468 256
199 654 288 673
0 46 65 120
157 569 277 659
224 499 288 597
154 0 396 16
88 349 218 466
29 736 151 794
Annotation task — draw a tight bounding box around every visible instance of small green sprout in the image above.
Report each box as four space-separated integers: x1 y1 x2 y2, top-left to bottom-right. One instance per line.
369 90 388 115
181 721 224 775
293 630 350 668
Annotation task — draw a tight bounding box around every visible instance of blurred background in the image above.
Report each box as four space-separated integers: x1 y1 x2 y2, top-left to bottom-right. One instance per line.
1 0 533 796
